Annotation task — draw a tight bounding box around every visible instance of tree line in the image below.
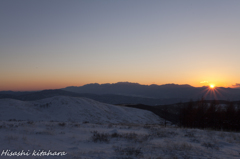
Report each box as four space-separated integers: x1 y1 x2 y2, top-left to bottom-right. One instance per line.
179 99 240 131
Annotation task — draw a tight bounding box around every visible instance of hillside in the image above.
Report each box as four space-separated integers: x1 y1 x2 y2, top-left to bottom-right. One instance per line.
0 96 163 124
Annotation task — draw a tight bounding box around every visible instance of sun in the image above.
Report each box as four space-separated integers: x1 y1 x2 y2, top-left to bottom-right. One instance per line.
210 84 215 89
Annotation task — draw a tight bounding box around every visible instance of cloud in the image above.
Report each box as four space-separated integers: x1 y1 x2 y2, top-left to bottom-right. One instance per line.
232 83 240 87
200 81 208 84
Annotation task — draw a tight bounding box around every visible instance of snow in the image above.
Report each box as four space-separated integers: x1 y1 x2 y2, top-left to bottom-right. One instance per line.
0 122 240 159
0 96 240 159
0 96 163 124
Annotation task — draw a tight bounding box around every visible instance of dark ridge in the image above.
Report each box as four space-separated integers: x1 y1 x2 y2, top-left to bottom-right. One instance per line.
0 89 187 105
123 99 240 125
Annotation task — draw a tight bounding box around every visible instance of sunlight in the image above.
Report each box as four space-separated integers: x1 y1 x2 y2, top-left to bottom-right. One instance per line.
210 84 215 89
199 84 225 101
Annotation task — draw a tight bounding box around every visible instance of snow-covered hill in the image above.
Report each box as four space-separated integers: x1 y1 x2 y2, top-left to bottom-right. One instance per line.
0 96 163 124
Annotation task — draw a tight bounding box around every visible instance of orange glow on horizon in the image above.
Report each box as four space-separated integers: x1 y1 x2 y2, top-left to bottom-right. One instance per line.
0 79 236 91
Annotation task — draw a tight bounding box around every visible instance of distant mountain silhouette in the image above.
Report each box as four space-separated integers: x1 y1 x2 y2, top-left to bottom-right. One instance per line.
63 82 240 101
1 82 240 105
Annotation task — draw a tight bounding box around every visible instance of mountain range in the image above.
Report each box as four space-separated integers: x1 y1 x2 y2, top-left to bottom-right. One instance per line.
1 82 240 105
63 82 240 100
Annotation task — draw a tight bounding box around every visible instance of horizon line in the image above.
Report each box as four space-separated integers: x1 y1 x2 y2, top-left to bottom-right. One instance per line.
0 82 237 92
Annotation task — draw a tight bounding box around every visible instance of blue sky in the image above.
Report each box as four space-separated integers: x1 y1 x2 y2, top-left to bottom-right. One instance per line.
1 0 240 91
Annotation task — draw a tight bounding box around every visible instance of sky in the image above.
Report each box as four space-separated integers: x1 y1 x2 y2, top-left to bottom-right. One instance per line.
1 0 240 91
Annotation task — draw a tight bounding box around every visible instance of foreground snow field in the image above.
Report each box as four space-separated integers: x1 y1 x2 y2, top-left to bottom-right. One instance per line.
0 96 240 159
0 121 240 159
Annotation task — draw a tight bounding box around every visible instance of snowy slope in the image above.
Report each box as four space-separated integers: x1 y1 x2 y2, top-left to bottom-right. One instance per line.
1 122 239 159
0 96 163 124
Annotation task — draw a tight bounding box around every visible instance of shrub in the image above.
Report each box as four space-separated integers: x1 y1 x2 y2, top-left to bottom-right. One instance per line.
111 132 121 138
8 119 17 121
184 131 195 138
58 122 66 127
113 145 143 158
73 123 80 127
149 128 175 138
35 130 54 135
91 131 110 143
122 132 138 140
27 121 34 124
201 142 219 150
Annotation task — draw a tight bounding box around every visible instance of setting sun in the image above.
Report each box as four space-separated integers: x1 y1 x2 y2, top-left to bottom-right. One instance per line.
210 84 215 88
